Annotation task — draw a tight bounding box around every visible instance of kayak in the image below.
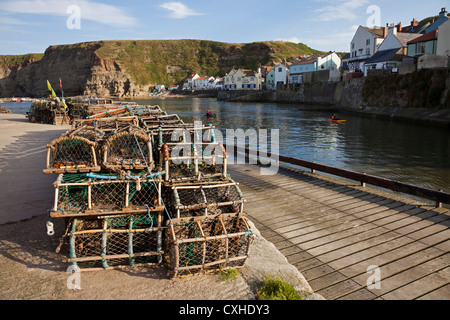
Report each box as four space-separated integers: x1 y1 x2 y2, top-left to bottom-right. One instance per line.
327 119 346 123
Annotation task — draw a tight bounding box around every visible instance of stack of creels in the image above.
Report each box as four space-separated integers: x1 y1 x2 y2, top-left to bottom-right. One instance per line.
164 213 253 278
45 105 166 271
154 124 227 184
45 103 254 275
148 121 253 278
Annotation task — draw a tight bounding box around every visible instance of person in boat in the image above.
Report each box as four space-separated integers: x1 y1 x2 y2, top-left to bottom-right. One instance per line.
331 114 339 120
206 109 217 118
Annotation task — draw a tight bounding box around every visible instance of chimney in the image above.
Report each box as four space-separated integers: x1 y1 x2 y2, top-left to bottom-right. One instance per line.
383 26 388 38
389 23 397 35
397 22 402 32
411 18 418 27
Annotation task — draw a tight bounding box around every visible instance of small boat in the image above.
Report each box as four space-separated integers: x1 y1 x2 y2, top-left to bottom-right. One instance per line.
327 119 347 124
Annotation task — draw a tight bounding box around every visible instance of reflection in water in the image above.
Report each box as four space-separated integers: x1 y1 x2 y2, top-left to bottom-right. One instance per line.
142 97 450 193
5 98 450 193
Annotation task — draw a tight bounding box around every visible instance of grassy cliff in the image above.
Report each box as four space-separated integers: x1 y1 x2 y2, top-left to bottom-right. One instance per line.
0 39 322 97
93 39 322 86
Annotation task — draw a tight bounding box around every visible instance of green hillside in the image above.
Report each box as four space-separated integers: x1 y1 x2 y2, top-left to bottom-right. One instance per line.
93 39 322 86
0 53 44 67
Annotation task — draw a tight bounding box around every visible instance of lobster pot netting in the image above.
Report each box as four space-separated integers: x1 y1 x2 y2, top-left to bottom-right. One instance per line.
130 105 165 117
69 213 164 269
72 117 140 132
102 129 154 171
141 114 184 130
162 143 226 182
51 173 162 217
165 214 253 278
44 135 100 174
163 181 245 218
156 126 225 181
156 125 215 146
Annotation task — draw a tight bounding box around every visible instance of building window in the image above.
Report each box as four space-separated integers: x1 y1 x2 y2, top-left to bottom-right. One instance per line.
352 43 355 49
366 48 370 55
366 39 370 45
237 77 241 81
278 67 282 72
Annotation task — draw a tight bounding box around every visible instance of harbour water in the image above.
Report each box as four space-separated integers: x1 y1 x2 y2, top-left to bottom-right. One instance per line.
4 98 450 195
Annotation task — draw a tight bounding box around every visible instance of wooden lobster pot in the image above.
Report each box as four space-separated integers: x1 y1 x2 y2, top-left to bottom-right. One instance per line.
164 179 246 219
102 129 154 171
68 212 164 270
50 172 164 218
43 135 100 174
72 117 140 131
164 213 253 278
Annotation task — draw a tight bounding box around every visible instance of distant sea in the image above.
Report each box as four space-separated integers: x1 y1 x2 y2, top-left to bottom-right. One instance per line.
0 102 31 115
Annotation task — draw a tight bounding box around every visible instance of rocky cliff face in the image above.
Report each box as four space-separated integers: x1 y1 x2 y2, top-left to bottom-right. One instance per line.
0 43 138 98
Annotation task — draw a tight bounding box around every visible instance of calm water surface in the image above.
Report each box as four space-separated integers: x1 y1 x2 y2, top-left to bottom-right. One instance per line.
137 97 450 195
4 98 450 194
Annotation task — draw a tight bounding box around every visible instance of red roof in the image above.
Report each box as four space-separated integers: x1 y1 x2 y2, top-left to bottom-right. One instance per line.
407 30 438 45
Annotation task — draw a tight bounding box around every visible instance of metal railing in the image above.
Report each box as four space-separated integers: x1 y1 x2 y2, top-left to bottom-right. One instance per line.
227 145 450 207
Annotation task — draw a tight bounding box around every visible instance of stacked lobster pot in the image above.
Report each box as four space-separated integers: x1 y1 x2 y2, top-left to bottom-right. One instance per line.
149 121 254 278
44 110 165 270
44 104 254 277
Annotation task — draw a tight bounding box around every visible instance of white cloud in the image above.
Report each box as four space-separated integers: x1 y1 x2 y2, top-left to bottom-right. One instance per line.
314 0 369 21
1 0 136 27
279 25 359 52
0 15 27 25
277 37 301 44
159 2 203 19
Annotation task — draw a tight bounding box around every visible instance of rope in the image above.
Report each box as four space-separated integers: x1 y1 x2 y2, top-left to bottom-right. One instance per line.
132 130 174 226
144 204 154 232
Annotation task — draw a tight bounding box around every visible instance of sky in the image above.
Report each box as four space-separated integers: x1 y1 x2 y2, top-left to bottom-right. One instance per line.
0 0 448 55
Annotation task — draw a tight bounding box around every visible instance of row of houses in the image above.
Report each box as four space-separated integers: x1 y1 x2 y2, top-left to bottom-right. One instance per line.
166 7 449 93
223 51 342 91
182 74 223 90
347 7 450 76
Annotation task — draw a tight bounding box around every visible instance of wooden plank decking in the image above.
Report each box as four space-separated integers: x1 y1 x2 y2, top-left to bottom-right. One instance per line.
228 164 450 300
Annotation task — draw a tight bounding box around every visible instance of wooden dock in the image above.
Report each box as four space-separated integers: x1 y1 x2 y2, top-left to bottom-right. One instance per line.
228 162 450 300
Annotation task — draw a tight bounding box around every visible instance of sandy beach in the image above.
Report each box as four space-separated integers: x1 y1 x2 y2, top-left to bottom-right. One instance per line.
0 113 323 301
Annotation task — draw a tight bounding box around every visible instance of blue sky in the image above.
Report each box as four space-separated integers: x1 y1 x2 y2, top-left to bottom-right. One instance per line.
0 0 447 55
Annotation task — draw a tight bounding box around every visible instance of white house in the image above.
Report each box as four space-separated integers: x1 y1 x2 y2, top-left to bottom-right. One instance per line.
274 63 290 86
364 24 421 75
206 77 223 89
316 52 341 72
154 85 165 92
193 76 214 89
289 52 341 83
378 24 421 53
349 26 387 73
437 18 450 56
215 79 223 90
183 74 200 90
